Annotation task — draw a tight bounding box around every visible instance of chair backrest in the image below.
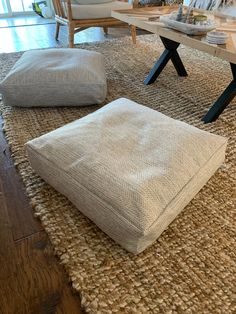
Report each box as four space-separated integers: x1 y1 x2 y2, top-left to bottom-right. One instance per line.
52 0 73 20
52 0 137 21
52 0 139 21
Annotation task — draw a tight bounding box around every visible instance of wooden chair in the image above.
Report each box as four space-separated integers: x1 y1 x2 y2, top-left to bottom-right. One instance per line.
52 0 137 48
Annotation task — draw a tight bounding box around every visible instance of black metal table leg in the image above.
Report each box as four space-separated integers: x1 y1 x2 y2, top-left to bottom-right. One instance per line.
202 63 236 123
144 36 188 85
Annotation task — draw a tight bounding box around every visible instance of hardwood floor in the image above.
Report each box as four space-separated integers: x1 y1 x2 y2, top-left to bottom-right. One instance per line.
0 15 55 28
0 20 138 53
0 18 142 313
0 116 83 314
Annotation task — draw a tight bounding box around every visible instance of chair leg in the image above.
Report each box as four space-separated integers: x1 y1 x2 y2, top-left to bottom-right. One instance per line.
68 26 74 48
130 25 136 44
55 22 60 40
103 27 108 35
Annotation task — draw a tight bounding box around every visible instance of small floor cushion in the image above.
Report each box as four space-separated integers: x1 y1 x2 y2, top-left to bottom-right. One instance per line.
26 98 227 254
0 48 107 107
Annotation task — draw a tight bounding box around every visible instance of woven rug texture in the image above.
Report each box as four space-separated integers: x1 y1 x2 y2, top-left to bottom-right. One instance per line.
0 35 235 314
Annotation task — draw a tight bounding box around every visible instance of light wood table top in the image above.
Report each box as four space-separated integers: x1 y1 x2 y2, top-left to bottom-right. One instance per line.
112 6 236 64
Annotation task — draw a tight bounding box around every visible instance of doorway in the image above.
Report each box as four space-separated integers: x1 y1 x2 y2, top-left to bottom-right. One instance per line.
0 0 33 17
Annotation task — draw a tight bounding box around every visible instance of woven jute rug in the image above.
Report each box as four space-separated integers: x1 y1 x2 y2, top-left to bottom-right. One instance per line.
0 35 235 313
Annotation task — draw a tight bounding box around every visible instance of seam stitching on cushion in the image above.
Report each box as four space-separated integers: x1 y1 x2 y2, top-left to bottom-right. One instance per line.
144 140 227 234
27 145 143 234
27 137 227 234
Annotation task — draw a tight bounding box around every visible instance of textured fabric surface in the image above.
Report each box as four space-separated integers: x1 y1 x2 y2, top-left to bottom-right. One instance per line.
0 35 235 312
26 98 227 253
71 1 132 19
0 48 107 107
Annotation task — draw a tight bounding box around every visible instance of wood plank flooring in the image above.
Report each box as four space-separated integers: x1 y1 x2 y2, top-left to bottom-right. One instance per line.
0 18 145 313
0 116 83 314
0 21 139 53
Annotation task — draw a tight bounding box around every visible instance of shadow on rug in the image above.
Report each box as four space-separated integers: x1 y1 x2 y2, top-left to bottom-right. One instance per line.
0 35 235 313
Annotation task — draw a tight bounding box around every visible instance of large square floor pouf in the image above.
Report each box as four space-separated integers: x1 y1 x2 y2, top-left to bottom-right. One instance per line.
0 48 107 107
26 98 227 254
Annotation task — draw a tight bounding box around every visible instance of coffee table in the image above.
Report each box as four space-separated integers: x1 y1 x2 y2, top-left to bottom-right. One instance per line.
112 6 236 123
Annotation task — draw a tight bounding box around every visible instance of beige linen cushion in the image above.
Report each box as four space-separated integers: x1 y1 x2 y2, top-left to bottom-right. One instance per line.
70 1 133 19
26 98 227 254
0 48 107 107
74 0 113 4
